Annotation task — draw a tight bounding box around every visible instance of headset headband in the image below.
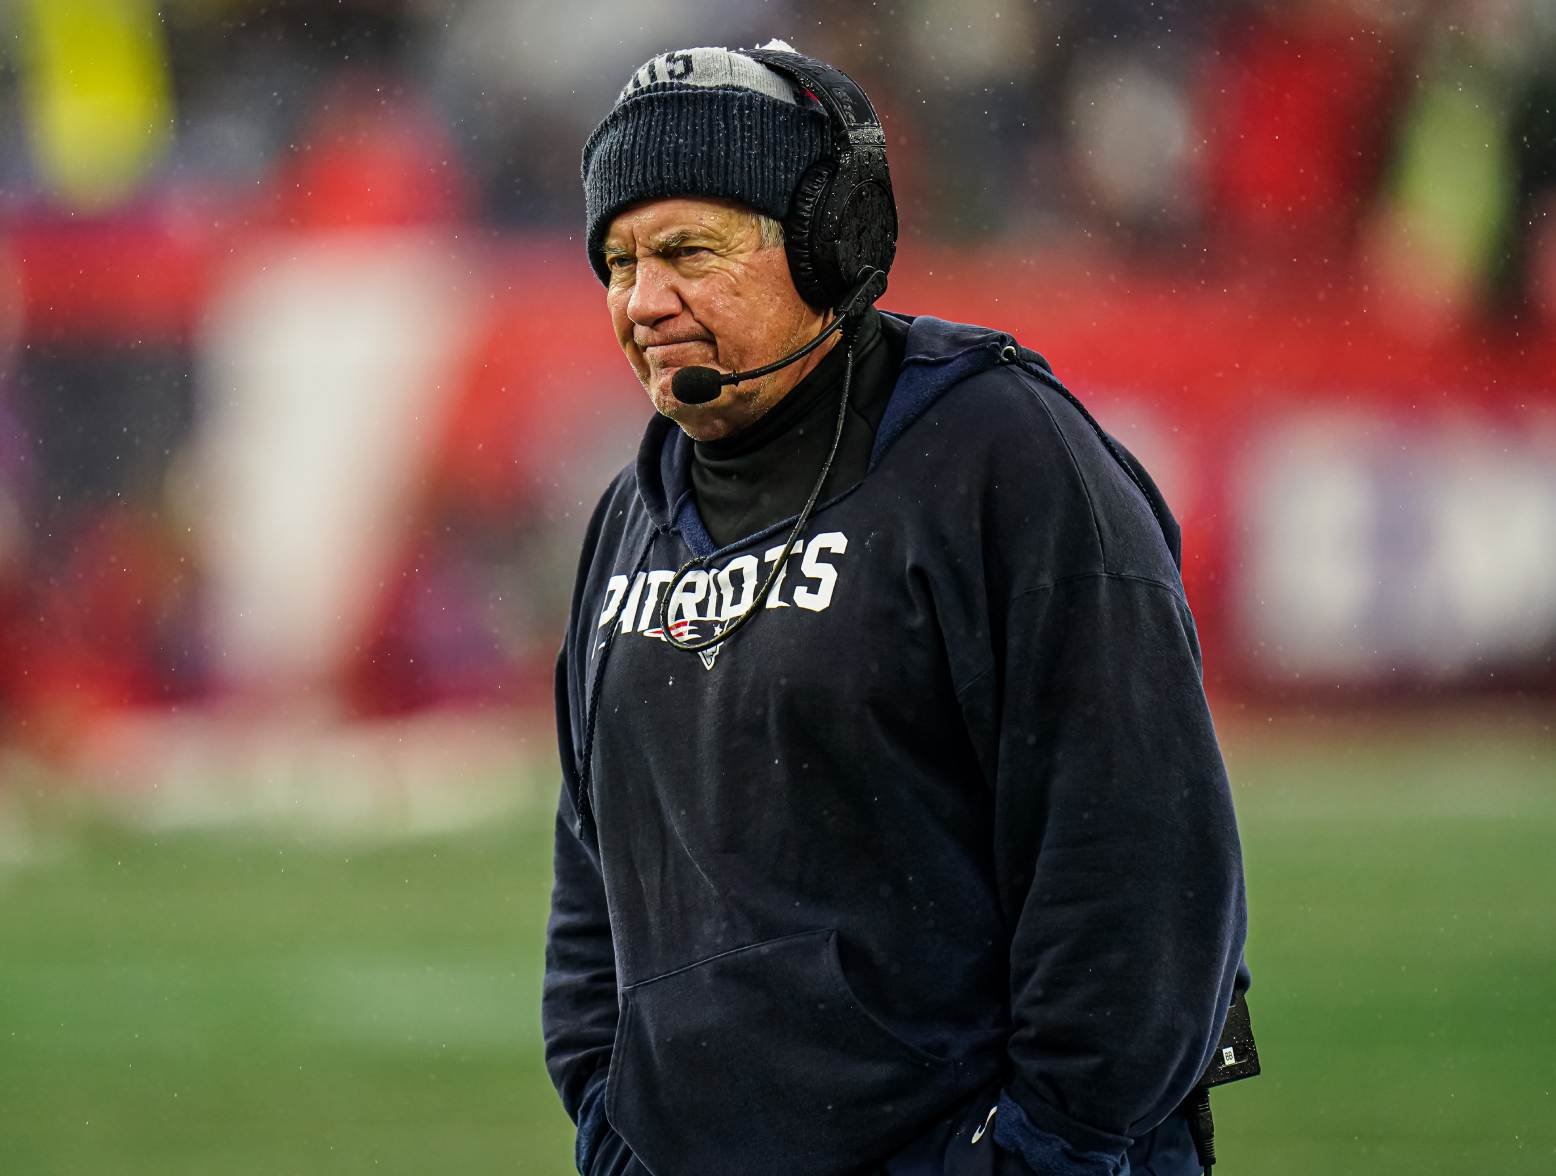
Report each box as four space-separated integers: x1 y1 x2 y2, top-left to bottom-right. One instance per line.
745 49 886 163
743 47 895 310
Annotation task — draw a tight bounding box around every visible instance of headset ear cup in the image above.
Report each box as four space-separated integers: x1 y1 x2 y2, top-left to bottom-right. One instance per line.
784 160 838 310
835 179 897 291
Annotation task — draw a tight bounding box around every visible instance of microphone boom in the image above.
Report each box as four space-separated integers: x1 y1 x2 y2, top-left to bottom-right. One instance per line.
668 268 885 406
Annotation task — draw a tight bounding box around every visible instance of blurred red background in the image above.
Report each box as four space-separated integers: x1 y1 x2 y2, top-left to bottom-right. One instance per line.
2 0 1553 774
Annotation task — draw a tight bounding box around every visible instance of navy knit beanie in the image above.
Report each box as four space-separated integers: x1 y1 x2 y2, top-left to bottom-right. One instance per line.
581 42 831 284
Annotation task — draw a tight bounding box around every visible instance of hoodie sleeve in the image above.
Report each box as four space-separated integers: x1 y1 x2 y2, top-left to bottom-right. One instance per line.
542 482 636 1174
542 644 621 1172
962 570 1246 1174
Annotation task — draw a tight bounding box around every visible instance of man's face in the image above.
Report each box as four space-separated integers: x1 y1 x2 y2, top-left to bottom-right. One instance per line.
602 197 833 443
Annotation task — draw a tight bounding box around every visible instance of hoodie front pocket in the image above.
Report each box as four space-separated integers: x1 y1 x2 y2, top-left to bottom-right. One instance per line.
606 928 954 1176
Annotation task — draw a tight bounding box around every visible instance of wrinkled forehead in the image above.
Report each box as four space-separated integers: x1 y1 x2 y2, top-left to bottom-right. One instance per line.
617 47 802 105
601 197 761 251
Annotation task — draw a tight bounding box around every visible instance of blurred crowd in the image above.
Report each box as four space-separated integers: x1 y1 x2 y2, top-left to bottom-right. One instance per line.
2 0 1555 758
4 0 1554 304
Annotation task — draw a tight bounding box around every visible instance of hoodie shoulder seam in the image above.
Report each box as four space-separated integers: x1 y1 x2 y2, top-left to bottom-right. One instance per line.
1010 569 1186 607
1012 367 1108 570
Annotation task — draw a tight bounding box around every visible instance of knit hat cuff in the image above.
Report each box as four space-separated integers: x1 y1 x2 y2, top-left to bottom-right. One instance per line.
582 86 829 282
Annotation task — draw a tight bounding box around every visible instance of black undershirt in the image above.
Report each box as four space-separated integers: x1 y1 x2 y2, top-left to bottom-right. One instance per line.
691 309 908 548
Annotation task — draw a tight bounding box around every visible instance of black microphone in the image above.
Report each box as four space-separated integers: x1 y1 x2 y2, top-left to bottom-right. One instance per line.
670 267 885 405
669 364 731 406
671 316 844 404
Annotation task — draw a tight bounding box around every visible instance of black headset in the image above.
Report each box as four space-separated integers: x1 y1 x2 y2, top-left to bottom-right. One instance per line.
745 48 898 312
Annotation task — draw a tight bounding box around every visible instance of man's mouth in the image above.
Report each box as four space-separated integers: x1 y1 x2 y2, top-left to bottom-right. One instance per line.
642 340 714 365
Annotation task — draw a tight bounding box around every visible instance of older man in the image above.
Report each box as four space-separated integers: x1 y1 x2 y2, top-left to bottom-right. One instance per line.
543 44 1252 1176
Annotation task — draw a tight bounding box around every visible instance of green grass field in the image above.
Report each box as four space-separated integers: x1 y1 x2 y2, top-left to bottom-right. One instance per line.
2 716 1553 1174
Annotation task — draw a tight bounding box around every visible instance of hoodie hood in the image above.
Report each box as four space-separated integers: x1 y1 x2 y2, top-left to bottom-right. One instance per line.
630 312 1180 566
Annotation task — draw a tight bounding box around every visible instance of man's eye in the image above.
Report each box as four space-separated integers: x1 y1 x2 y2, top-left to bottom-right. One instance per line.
672 246 708 260
606 255 635 270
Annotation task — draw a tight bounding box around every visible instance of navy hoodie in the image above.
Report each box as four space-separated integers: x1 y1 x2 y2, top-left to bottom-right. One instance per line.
543 315 1247 1176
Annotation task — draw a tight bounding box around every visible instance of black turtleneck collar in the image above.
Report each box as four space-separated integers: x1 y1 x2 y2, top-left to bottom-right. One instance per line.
690 308 906 549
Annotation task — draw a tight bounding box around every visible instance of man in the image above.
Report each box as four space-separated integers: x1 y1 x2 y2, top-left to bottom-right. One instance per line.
543 43 1250 1176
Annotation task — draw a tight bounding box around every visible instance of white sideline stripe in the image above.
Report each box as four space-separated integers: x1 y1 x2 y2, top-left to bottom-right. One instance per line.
0 706 555 847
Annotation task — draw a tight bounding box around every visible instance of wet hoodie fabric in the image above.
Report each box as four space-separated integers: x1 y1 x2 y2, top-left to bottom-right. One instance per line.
543 313 1247 1176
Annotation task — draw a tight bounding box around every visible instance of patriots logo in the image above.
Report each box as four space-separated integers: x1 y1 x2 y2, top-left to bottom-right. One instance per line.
641 616 730 670
593 531 850 674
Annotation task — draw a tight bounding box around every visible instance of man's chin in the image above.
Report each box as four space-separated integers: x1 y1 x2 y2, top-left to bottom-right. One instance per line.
654 393 716 434
649 372 692 415
651 390 749 443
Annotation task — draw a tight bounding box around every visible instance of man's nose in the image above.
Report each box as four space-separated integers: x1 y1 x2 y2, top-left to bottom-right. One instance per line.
626 259 682 326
